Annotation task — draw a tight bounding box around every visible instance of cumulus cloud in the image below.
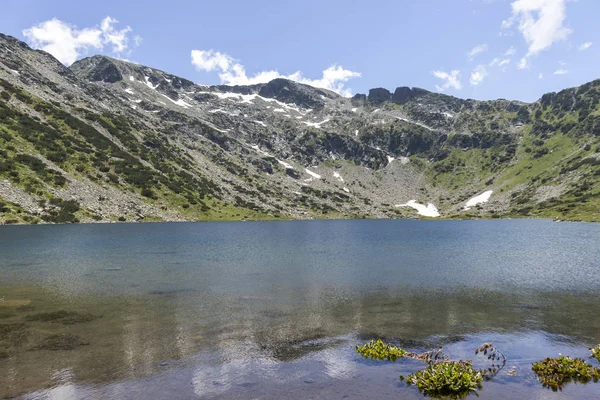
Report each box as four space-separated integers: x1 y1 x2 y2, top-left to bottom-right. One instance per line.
539 72 544 79
505 46 516 56
502 0 571 68
468 44 488 60
100 16 132 53
517 57 528 69
432 70 462 91
23 16 139 65
578 41 592 51
554 69 568 75
190 49 361 96
470 65 488 86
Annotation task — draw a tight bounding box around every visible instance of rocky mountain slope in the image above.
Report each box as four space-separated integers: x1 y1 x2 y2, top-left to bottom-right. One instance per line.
1 33 599 224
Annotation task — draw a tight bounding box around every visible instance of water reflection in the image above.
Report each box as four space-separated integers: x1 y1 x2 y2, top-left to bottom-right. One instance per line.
1 220 599 398
2 283 600 398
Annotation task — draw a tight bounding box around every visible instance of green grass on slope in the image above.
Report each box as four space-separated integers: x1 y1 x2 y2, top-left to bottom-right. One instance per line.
0 79 286 223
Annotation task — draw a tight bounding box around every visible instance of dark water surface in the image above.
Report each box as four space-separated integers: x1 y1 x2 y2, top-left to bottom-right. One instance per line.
1 219 599 399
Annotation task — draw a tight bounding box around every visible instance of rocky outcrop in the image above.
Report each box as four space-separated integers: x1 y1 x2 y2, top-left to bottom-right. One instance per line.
392 87 412 104
368 88 391 102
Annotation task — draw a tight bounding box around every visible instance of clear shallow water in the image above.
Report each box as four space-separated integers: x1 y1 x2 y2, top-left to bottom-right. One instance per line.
0 219 599 399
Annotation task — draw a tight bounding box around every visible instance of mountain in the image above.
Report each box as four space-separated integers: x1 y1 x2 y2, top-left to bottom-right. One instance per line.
0 33 599 224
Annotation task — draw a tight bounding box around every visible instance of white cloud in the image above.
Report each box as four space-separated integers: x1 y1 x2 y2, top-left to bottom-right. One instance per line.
539 72 544 79
432 70 462 91
505 46 516 56
507 0 571 55
489 58 511 68
23 16 139 65
470 65 488 86
191 50 234 72
578 41 592 51
99 16 131 53
190 49 360 96
468 44 488 60
554 69 568 75
518 57 528 69
503 0 571 68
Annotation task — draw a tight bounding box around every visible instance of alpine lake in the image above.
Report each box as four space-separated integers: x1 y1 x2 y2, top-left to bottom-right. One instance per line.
1 219 599 399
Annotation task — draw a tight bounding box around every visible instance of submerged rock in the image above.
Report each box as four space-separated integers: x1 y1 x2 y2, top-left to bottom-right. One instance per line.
0 322 29 347
25 310 99 325
34 334 90 351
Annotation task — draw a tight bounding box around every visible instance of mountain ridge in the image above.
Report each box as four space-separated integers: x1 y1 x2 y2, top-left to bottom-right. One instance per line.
1 33 598 224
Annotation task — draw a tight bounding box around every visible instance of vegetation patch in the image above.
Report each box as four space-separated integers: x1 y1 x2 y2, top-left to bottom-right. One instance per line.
356 340 507 398
591 345 600 363
532 355 600 390
355 339 407 361
405 360 483 399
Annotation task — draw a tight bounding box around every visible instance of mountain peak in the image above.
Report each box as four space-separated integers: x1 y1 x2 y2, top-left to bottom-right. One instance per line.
70 55 123 83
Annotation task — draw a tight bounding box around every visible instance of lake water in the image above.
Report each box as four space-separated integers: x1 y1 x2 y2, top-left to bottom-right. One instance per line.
1 219 599 399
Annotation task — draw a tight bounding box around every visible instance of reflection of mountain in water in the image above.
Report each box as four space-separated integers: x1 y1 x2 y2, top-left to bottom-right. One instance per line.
3 282 600 398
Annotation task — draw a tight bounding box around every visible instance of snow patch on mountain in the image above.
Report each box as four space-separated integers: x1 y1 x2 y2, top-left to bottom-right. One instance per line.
395 116 434 131
302 119 330 129
333 171 344 182
161 94 191 108
396 200 440 217
144 76 158 90
464 190 493 210
305 169 321 179
278 160 294 170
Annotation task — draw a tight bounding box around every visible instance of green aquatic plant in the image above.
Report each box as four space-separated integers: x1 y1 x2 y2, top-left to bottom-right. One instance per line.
532 355 600 391
356 340 506 398
355 339 406 361
405 360 483 399
591 345 600 362
475 342 506 378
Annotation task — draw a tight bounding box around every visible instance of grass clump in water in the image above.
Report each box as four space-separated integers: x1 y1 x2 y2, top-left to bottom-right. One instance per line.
405 360 483 399
355 339 406 361
532 355 600 391
591 345 600 363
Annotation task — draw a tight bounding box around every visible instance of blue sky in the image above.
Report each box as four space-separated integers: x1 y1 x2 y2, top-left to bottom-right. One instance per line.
0 0 597 101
